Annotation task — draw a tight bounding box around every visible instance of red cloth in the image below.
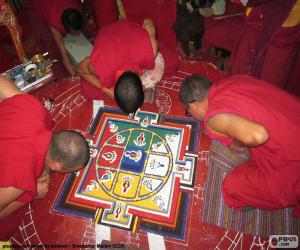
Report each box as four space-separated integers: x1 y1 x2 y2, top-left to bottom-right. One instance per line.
229 6 263 76
91 20 154 87
205 75 300 215
229 19 258 76
286 47 300 97
31 0 81 34
202 2 245 52
0 43 15 72
123 0 177 53
82 20 154 99
260 44 298 88
202 15 244 52
90 0 179 76
122 0 179 76
260 18 300 90
91 0 118 29
0 94 53 240
0 94 53 201
230 0 245 6
229 0 299 93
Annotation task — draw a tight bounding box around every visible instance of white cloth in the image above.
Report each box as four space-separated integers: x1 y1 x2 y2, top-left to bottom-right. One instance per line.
140 52 165 90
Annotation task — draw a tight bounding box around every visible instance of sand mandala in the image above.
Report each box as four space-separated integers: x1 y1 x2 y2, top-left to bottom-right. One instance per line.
53 107 200 239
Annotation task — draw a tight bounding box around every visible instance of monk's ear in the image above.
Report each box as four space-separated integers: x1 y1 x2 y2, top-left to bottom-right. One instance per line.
189 101 198 109
50 161 65 172
45 155 64 172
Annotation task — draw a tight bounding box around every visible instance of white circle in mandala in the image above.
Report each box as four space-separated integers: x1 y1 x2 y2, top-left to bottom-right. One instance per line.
96 128 173 202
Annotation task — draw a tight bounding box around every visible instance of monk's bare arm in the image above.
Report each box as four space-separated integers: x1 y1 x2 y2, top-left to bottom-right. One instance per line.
228 139 247 153
0 187 25 221
50 27 76 76
0 174 51 221
77 57 101 88
77 57 114 99
143 19 158 58
0 76 22 101
207 113 269 147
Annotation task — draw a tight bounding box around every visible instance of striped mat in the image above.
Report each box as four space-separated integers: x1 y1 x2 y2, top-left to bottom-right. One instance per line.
201 141 300 238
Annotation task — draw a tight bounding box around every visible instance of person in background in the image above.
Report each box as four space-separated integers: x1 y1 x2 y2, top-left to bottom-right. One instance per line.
30 0 83 76
179 74 300 217
199 0 244 56
0 76 90 241
229 0 300 95
174 0 244 70
77 19 164 113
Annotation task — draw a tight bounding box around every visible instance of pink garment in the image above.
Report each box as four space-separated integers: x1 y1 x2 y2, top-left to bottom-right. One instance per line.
31 0 81 34
205 75 300 215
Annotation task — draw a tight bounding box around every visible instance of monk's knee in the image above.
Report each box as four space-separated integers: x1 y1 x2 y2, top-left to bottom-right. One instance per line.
221 172 244 208
222 175 233 200
222 169 240 193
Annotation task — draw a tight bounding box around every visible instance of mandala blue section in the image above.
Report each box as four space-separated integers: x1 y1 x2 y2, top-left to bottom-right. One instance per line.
120 147 146 173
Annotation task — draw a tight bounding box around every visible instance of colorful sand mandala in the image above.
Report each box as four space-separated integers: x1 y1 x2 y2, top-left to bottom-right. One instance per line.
53 107 200 239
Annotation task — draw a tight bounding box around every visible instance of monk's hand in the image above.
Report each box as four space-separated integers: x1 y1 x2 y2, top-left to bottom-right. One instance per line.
228 139 247 154
34 174 51 199
102 86 114 100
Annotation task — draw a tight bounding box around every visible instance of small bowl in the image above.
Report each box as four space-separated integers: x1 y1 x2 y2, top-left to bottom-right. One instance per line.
31 54 45 65
24 63 37 83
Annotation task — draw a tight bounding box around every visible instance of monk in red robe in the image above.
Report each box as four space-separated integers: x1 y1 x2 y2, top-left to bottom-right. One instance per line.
229 0 300 95
31 0 83 76
179 74 300 217
122 0 179 75
201 0 244 54
77 19 164 112
0 77 90 240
